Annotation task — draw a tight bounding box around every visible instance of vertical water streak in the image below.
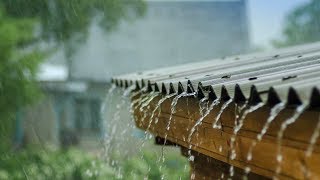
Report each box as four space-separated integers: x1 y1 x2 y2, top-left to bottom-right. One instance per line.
146 93 177 131
228 102 264 177
246 102 286 162
131 87 148 111
213 98 233 129
188 99 220 143
230 102 264 160
139 92 160 122
163 91 196 163
103 86 131 165
306 113 320 157
139 92 160 112
166 92 196 131
199 96 209 116
187 99 220 162
100 84 117 163
234 102 265 134
274 104 307 178
100 84 117 117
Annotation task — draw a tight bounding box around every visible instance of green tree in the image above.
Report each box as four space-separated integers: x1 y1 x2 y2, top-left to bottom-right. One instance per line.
0 8 44 149
273 0 320 47
1 0 146 77
0 0 146 148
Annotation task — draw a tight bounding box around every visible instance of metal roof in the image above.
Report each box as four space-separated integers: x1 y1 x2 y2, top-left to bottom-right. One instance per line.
112 42 320 108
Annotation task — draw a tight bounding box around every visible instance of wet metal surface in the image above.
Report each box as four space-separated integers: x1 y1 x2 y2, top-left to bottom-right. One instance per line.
112 42 320 108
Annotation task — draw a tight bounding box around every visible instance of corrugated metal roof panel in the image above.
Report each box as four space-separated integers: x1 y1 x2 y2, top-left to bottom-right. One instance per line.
112 42 320 108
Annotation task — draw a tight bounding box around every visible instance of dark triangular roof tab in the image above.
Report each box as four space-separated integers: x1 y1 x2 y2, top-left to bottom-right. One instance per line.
267 87 282 107
161 83 167 95
197 83 205 99
287 87 303 106
178 82 185 94
234 84 246 104
221 85 231 101
248 85 263 105
187 80 195 93
124 80 129 88
135 81 140 90
141 79 146 88
309 87 320 108
208 86 217 100
169 83 176 94
147 81 153 92
154 83 160 92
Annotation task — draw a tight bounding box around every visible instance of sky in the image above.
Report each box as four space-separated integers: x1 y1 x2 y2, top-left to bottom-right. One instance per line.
248 0 308 48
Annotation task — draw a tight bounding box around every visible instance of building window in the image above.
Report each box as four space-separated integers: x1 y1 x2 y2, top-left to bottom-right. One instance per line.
75 99 101 134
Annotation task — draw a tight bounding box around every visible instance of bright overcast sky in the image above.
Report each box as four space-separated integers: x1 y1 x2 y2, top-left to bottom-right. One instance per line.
248 0 308 48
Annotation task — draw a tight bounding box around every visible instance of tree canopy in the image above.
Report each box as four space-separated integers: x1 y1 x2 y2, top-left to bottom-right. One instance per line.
0 0 146 147
1 0 146 44
273 0 320 47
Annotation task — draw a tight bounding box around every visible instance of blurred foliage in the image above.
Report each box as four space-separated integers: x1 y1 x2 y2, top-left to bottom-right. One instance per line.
1 0 146 57
113 149 189 180
0 147 189 179
0 0 146 147
273 0 320 47
0 6 45 147
0 147 115 179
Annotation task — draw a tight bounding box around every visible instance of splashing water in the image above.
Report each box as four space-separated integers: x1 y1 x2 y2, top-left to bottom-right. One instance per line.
166 92 196 131
274 104 307 179
234 102 265 134
229 165 234 177
130 91 153 125
163 91 196 161
199 96 209 116
246 102 286 162
146 93 177 131
100 84 117 116
187 99 220 162
139 92 160 112
230 102 265 160
213 98 233 129
139 92 160 122
100 84 117 163
306 113 320 157
228 102 264 177
188 99 220 143
130 87 148 112
103 85 135 165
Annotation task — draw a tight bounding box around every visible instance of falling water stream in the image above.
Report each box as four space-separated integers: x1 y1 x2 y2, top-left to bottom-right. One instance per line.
306 113 320 157
102 84 136 174
213 98 233 129
161 91 196 163
139 92 160 122
247 102 286 162
274 104 307 179
242 102 286 176
186 99 220 162
199 96 209 116
146 93 177 131
103 82 320 179
166 92 197 131
229 102 265 177
188 99 220 144
139 92 171 157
